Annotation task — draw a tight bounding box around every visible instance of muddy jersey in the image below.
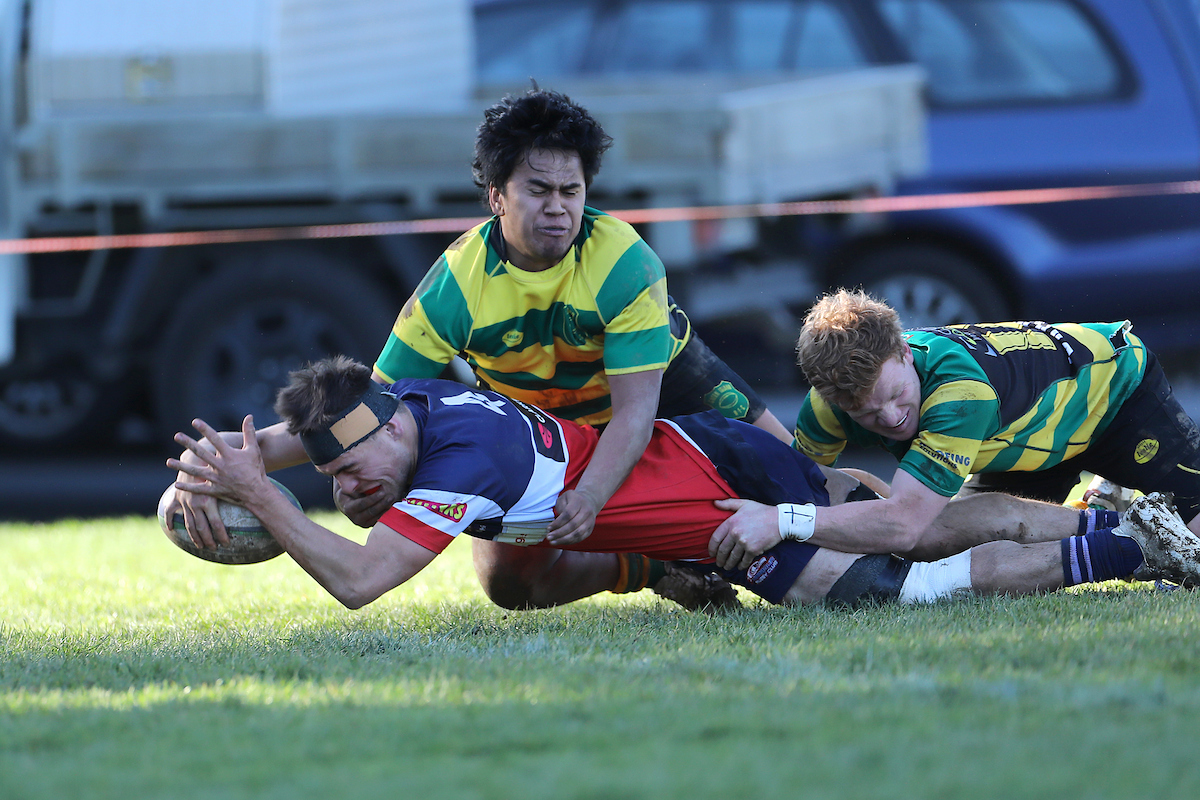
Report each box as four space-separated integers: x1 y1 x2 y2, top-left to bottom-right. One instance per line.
372 208 687 426
378 379 747 563
794 321 1147 496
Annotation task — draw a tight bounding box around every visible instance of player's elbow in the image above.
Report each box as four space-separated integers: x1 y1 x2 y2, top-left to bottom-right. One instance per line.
880 516 930 555
328 570 392 610
333 583 385 610
887 525 924 555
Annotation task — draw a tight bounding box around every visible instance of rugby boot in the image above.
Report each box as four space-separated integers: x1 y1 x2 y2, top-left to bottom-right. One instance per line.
653 562 742 613
1113 492 1200 588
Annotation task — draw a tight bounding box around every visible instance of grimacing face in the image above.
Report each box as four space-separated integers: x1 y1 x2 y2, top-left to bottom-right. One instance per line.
844 347 922 442
314 411 419 505
488 147 585 272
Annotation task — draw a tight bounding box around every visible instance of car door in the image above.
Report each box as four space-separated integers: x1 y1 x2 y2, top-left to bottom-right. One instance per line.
867 0 1200 348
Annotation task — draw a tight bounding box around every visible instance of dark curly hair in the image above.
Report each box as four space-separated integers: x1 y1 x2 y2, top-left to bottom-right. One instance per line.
472 86 613 201
274 355 375 436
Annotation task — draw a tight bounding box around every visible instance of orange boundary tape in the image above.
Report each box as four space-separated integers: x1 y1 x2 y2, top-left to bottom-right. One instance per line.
1 179 1197 255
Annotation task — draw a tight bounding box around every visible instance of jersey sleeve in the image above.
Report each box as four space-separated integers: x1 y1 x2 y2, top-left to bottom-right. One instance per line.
374 254 474 383
379 487 506 553
792 391 847 466
593 237 673 375
378 506 454 554
899 379 1000 496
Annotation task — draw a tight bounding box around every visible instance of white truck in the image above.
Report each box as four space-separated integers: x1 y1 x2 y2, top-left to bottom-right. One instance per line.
0 0 925 450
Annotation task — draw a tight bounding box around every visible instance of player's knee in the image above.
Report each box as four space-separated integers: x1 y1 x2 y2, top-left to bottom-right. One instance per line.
471 539 560 610
476 575 539 610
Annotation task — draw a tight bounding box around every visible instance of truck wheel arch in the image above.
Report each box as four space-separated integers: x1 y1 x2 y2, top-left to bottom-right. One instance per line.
152 247 401 443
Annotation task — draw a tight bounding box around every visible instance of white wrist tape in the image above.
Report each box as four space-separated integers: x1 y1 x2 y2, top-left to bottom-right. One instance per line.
777 503 817 542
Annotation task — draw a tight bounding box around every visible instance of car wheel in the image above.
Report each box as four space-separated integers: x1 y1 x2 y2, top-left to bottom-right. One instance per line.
840 245 1010 328
153 249 399 444
0 360 123 451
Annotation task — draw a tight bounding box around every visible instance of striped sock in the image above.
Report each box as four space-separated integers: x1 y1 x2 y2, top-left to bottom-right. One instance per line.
1061 527 1144 586
1077 508 1120 536
611 555 668 593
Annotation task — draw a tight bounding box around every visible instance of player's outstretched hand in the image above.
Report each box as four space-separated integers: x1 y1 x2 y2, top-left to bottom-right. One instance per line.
163 431 228 550
545 488 599 546
334 480 392 528
709 498 782 571
167 416 272 511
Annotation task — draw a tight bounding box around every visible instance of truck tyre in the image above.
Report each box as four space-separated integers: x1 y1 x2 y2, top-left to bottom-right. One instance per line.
840 245 1010 328
153 250 399 443
0 359 124 451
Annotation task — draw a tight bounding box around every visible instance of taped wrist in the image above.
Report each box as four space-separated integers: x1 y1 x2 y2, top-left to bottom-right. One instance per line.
777 503 817 541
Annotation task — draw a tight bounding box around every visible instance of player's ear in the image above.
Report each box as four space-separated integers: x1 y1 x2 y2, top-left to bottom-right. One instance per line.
488 184 505 216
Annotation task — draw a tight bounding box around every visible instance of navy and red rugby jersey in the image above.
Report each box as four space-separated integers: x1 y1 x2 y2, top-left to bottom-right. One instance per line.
377 379 745 563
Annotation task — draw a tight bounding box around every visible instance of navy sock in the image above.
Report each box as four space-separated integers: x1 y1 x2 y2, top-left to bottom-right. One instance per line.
1077 508 1120 536
1061 527 1145 586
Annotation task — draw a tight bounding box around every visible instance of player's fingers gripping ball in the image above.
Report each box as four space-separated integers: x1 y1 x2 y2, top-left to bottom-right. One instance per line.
157 478 301 564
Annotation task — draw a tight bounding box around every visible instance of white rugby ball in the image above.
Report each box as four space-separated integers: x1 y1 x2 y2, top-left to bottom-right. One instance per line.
157 478 300 565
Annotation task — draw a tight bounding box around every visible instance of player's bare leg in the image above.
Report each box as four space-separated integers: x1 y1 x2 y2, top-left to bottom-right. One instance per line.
471 538 619 609
906 492 1081 561
775 495 1200 606
777 536 1114 607
965 540 1063 595
470 539 739 612
776 541 1065 605
818 467 1078 560
779 548 865 605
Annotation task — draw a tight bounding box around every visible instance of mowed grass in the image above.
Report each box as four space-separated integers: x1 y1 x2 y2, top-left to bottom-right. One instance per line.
3 512 1200 800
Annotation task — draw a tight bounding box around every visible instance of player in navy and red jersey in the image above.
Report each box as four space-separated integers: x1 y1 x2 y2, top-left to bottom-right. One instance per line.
166 356 1200 610
367 376 824 569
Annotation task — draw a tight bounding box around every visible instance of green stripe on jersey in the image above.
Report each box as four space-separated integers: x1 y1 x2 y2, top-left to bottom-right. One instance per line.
604 327 672 374
595 237 667 322
469 305 606 357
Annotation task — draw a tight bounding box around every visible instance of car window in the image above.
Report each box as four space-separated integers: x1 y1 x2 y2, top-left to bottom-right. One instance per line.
476 0 866 81
874 0 1123 106
603 1 714 73
475 4 597 83
733 2 865 72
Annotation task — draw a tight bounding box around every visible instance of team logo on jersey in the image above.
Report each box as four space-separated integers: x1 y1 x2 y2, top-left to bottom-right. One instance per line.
512 399 566 462
746 555 778 584
702 381 749 419
1134 438 1160 464
502 329 524 348
403 498 467 521
556 305 588 347
441 390 508 415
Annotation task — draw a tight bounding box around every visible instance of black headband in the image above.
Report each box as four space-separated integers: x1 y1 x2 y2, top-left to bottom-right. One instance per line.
300 382 401 465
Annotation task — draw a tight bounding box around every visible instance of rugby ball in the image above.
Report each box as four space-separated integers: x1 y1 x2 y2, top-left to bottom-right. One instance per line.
157 478 300 565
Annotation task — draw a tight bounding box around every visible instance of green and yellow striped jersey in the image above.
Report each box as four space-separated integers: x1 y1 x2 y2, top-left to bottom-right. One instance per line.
373 207 684 425
794 321 1147 497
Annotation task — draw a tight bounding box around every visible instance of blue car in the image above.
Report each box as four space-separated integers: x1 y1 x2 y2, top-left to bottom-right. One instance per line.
475 0 1200 353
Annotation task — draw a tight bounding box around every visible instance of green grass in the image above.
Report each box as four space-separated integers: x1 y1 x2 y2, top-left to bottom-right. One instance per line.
3 512 1200 799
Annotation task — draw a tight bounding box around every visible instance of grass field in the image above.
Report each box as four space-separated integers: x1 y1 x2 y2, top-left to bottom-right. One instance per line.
4 511 1200 799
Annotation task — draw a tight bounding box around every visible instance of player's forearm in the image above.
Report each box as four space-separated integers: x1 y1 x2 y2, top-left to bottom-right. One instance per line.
574 413 653 508
253 422 309 471
812 494 944 554
246 490 414 609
